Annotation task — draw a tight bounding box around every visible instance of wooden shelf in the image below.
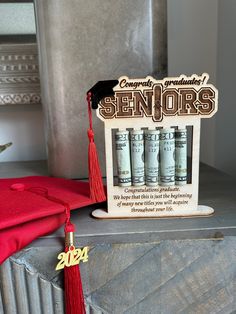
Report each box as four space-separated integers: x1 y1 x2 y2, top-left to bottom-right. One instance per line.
1 160 235 242
30 163 236 245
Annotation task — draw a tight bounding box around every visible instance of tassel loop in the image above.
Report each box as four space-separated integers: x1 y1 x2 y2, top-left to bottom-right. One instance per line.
65 221 75 233
87 129 94 142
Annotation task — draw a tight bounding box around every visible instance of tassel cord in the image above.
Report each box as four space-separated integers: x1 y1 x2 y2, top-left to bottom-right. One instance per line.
27 187 71 225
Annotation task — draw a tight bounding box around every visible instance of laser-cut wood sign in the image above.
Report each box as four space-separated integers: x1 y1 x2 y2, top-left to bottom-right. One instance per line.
92 73 218 219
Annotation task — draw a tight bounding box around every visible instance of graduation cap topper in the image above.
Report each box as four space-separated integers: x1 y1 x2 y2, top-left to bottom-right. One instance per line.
87 80 119 109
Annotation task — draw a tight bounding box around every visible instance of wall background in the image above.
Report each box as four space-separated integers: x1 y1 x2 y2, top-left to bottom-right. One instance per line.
168 0 218 168
168 0 236 178
0 1 235 178
0 3 46 162
0 3 35 35
215 0 236 177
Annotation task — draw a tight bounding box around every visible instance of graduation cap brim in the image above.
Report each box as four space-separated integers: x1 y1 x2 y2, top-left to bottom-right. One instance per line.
87 80 119 109
0 176 97 264
0 211 65 264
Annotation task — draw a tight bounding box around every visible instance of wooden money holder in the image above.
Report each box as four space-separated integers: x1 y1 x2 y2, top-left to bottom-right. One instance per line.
92 74 218 219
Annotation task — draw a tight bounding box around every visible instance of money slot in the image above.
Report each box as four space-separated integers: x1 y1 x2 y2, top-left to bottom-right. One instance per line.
130 129 145 186
186 125 193 184
114 128 132 187
175 127 187 185
112 128 118 186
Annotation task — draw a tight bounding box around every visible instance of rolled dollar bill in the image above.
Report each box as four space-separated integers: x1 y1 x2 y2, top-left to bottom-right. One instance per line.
160 128 175 186
115 130 132 186
130 130 145 186
145 129 160 186
175 128 187 185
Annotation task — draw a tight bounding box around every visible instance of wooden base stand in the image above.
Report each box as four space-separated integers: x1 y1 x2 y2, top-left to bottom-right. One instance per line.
92 205 214 219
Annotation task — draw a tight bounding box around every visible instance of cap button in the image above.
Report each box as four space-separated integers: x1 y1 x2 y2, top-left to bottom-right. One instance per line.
10 183 25 191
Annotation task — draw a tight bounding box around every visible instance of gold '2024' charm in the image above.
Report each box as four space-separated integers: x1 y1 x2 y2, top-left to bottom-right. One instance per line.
55 230 88 270
55 246 89 271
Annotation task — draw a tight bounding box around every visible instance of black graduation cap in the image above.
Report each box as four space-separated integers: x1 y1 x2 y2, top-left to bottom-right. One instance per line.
87 80 119 109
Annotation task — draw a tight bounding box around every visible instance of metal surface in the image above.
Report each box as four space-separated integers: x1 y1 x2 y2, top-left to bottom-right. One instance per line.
34 0 167 178
65 231 74 248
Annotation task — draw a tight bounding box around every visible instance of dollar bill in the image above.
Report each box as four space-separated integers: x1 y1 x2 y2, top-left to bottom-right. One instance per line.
160 128 175 186
175 128 187 185
130 130 145 186
145 129 160 186
115 130 132 186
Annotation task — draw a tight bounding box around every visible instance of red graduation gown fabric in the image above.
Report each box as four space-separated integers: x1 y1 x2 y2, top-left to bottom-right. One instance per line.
0 176 94 264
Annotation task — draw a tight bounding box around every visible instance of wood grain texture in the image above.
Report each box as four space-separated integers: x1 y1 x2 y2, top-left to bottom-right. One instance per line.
0 163 236 313
1 238 236 314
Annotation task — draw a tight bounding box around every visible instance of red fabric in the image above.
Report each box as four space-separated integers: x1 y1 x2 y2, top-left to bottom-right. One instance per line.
0 176 94 264
64 262 86 314
87 92 106 203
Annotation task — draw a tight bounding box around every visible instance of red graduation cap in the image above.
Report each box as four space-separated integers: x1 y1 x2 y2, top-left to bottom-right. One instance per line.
0 176 97 314
0 176 94 264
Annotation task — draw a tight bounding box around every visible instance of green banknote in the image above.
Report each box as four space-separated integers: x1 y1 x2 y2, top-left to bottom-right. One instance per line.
160 128 175 186
145 129 160 186
115 130 132 186
131 130 145 186
175 128 187 185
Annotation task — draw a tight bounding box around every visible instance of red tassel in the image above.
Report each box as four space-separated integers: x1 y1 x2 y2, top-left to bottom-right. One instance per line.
64 223 86 314
87 92 106 203
26 189 86 314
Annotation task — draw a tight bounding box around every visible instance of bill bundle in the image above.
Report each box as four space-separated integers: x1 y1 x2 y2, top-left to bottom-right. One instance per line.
115 127 187 187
